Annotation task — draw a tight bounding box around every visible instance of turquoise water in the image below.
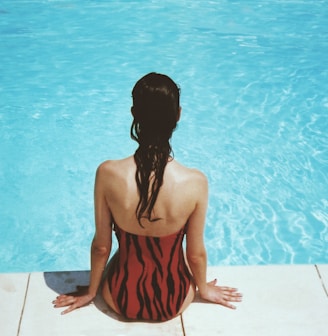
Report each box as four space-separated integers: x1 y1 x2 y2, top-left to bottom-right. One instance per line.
1 1 327 272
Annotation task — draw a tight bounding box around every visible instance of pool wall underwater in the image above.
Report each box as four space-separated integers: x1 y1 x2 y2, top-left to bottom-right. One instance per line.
0 1 327 273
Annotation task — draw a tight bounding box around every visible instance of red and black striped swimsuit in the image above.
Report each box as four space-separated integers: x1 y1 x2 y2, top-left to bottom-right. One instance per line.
107 224 192 321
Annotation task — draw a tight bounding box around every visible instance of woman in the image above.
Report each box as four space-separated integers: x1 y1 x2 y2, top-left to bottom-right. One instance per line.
53 73 242 321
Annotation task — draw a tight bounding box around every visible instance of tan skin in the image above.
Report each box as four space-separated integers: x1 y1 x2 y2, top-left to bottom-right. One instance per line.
53 110 242 317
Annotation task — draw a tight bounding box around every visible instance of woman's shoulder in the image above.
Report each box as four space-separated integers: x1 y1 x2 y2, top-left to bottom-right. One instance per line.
96 156 135 177
166 160 208 206
97 156 134 169
170 160 208 184
172 159 206 176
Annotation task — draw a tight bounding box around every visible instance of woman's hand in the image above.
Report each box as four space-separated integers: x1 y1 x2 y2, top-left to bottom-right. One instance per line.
199 279 243 309
52 286 95 315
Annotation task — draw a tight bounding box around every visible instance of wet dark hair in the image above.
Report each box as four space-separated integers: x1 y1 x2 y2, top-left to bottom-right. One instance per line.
130 72 180 226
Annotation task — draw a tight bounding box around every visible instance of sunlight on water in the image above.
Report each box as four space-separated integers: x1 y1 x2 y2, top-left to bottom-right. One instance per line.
0 0 327 272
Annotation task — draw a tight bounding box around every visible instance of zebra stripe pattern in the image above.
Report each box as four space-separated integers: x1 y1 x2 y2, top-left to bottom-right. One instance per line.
107 224 191 321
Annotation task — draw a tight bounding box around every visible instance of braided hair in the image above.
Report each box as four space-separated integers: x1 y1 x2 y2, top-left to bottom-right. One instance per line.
130 73 180 227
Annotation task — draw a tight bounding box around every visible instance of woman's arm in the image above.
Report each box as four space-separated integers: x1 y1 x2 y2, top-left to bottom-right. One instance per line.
53 163 113 314
185 171 209 295
186 171 242 309
88 163 112 297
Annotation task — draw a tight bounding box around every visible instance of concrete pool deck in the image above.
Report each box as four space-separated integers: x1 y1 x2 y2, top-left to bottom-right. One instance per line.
1 265 327 336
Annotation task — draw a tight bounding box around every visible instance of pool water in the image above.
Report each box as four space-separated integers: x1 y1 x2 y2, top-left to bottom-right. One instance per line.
0 1 327 272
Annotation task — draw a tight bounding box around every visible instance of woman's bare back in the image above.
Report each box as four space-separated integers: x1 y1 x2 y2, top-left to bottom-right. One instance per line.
99 156 207 237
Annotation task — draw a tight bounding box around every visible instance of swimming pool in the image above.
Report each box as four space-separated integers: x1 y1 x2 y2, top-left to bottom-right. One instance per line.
1 1 327 273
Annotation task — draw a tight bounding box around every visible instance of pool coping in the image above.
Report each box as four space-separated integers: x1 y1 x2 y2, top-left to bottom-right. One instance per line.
1 264 327 335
